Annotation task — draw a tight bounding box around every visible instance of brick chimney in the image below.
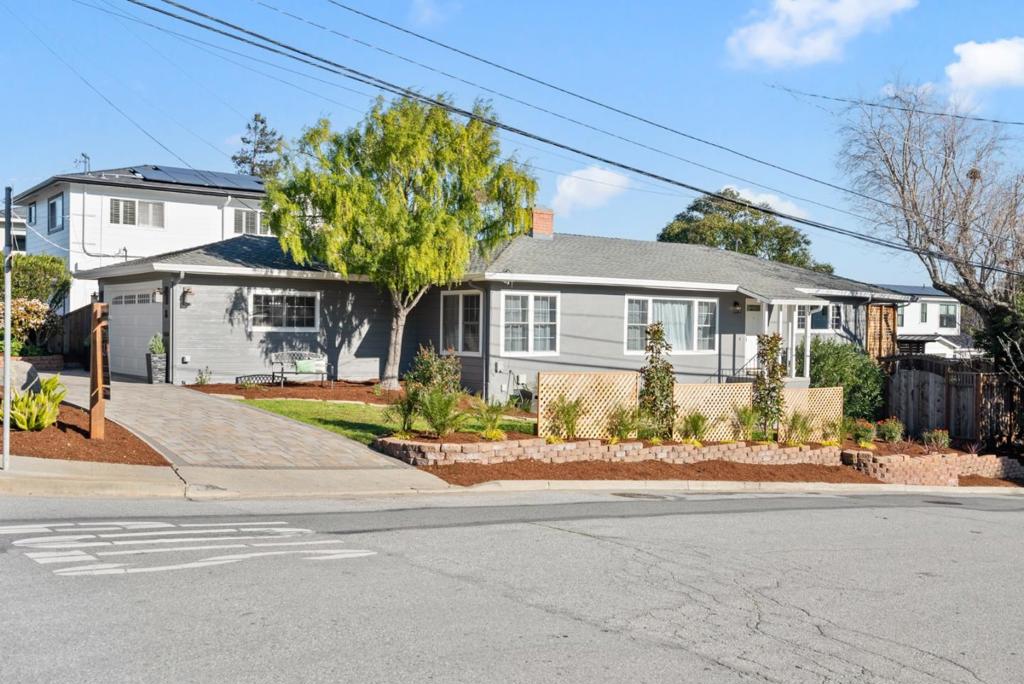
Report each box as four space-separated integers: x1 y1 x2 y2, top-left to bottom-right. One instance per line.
530 207 554 239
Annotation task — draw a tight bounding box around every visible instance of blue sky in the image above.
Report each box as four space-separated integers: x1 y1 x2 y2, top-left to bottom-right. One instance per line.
3 0 1024 285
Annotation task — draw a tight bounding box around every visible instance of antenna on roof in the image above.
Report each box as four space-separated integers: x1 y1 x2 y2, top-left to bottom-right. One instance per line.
73 152 91 173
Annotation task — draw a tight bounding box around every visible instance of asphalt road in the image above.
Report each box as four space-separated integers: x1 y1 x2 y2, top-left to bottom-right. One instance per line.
1 491 1021 683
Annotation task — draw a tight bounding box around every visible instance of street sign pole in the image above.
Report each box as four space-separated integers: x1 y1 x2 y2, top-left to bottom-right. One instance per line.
3 186 13 471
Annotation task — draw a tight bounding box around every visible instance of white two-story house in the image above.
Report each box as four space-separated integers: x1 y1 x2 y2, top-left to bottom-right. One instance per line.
879 284 978 358
14 165 266 311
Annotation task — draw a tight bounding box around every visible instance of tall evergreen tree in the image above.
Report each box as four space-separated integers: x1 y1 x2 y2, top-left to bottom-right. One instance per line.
232 113 283 178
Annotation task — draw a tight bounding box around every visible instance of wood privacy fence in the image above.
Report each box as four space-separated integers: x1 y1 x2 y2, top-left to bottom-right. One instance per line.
62 303 95 365
537 371 843 441
883 356 1019 445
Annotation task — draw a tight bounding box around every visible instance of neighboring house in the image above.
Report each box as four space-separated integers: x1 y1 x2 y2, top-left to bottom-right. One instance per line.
877 284 979 358
13 165 265 312
79 210 908 397
0 207 28 253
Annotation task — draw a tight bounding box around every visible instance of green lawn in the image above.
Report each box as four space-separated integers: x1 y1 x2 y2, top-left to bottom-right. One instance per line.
245 399 536 445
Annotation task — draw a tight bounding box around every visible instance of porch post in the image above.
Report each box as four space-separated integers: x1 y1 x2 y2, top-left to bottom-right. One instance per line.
788 306 796 379
803 314 812 379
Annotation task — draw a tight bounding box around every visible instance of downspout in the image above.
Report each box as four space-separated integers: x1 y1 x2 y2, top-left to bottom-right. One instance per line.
78 185 143 260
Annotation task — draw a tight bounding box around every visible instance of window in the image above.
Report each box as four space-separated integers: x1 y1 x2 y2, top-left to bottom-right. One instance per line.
920 303 928 323
625 296 717 354
122 294 137 305
234 208 267 235
797 304 843 332
440 292 481 355
250 292 319 331
501 292 559 355
897 306 905 327
27 203 36 225
939 303 957 328
136 293 151 305
111 295 124 305
47 193 64 233
110 199 164 228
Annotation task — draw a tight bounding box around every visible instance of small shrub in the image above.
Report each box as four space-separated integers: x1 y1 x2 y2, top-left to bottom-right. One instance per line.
194 367 213 385
384 385 423 437
638 322 677 439
0 337 24 356
474 398 509 441
782 411 813 446
404 344 461 393
548 394 585 440
647 436 663 446
850 419 876 448
147 334 165 355
677 411 711 443
606 404 640 443
922 428 951 451
10 375 66 432
821 418 844 446
237 379 260 390
876 417 905 443
545 434 564 445
731 404 759 441
372 383 384 398
418 387 468 437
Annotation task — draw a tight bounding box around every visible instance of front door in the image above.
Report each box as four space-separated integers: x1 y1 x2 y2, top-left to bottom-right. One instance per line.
743 299 764 368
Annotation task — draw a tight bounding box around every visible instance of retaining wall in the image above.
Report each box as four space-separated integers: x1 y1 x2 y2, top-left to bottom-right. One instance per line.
842 450 1024 486
0 355 63 372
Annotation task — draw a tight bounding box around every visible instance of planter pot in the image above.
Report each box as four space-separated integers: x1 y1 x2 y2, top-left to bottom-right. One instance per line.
146 352 167 384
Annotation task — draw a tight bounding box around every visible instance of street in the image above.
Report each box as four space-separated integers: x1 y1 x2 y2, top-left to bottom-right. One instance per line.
1 491 1021 683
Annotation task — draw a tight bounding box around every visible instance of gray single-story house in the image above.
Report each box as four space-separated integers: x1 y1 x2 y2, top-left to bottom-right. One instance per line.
78 210 908 399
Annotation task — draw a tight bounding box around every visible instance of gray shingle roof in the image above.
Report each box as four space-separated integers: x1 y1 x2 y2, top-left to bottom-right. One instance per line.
877 283 951 298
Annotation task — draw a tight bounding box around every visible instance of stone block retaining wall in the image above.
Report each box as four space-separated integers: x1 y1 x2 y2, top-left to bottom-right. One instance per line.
0 355 63 372
374 436 842 468
842 450 1024 486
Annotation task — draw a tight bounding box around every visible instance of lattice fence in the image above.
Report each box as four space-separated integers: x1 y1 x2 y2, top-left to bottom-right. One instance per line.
674 383 754 441
537 372 639 439
782 386 844 441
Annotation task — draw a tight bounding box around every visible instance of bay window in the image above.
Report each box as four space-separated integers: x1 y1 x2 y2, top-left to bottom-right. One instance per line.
625 296 717 353
501 292 559 355
440 291 481 356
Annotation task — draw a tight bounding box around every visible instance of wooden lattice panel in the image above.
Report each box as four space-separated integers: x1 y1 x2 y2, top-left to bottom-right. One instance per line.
674 383 754 441
782 387 843 440
537 372 640 439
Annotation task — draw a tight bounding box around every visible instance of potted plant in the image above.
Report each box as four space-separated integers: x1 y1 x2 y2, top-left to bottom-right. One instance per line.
146 334 167 384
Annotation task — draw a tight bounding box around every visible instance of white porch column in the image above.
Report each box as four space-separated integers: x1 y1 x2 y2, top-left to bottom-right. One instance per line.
788 306 797 379
803 311 812 379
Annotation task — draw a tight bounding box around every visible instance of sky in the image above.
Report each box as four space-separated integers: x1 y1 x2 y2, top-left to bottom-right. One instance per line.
3 0 1024 286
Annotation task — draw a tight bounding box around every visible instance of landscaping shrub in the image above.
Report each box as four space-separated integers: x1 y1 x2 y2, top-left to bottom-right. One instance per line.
731 404 759 441
677 411 711 443
549 394 585 440
11 375 66 432
473 398 509 441
0 298 52 349
753 333 785 439
384 384 423 437
922 428 951 450
606 404 640 443
782 411 813 446
821 419 844 446
418 387 468 437
147 334 165 355
638 322 677 440
850 419 876 447
876 417 905 443
11 254 71 306
404 344 461 393
194 367 213 385
805 338 884 420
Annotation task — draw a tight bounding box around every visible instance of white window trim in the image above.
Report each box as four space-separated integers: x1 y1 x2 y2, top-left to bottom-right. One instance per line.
234 207 268 235
439 290 483 358
938 303 958 329
109 197 165 229
796 303 844 334
499 290 561 357
248 288 321 333
623 294 719 356
47 192 64 234
27 202 36 225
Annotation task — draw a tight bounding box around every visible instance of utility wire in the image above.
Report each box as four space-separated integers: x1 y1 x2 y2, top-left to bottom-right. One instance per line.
124 0 1024 278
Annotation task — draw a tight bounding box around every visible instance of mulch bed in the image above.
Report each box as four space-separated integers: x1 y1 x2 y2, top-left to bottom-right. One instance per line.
10 404 168 466
843 439 965 456
958 475 1023 488
402 430 537 444
421 459 882 487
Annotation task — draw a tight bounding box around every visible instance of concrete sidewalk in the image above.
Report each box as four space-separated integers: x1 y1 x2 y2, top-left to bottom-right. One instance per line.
0 455 186 498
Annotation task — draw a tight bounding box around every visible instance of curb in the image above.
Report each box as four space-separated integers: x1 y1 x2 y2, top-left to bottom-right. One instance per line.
0 473 187 499
466 479 1024 496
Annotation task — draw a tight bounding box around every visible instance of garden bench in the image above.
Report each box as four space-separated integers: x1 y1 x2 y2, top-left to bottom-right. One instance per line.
269 351 331 387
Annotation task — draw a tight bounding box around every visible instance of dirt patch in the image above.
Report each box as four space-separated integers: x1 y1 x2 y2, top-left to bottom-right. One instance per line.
421 459 882 487
843 439 965 456
958 474 1023 488
10 404 168 466
403 430 537 444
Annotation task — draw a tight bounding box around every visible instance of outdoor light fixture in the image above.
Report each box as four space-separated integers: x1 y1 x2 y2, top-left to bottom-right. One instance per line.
180 286 194 307
731 300 742 314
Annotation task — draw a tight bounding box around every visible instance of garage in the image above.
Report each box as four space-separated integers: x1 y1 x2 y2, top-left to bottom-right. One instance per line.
104 280 165 378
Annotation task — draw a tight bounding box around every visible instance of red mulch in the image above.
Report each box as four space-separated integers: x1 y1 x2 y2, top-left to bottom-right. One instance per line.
10 404 168 466
843 439 965 456
958 475 1023 488
421 459 882 487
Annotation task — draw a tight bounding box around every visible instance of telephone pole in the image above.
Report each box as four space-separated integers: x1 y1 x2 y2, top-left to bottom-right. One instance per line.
3 186 13 471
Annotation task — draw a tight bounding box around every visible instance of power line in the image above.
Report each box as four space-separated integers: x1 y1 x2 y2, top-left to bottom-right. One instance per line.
127 0 1023 277
767 83 1024 127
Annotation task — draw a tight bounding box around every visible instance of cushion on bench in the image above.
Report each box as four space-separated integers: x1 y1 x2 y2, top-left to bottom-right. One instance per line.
294 359 321 374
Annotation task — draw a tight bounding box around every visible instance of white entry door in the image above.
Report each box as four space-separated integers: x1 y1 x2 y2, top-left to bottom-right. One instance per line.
743 299 764 368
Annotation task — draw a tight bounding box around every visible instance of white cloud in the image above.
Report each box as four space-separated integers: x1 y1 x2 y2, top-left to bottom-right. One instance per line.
946 37 1024 96
724 185 809 219
408 0 459 27
552 166 630 216
727 0 917 68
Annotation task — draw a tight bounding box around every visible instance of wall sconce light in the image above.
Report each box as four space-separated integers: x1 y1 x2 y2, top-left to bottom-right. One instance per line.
180 286 195 307
731 300 742 314
152 288 162 302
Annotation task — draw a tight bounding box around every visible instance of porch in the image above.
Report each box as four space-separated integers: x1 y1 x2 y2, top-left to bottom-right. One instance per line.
732 298 824 387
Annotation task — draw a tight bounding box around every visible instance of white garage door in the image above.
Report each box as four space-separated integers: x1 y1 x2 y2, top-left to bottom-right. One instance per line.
106 284 164 378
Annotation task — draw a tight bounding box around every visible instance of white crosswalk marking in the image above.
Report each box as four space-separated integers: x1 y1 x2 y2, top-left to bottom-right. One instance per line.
8 520 374 576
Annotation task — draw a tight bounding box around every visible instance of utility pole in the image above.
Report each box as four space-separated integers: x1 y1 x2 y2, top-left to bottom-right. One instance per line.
3 186 12 471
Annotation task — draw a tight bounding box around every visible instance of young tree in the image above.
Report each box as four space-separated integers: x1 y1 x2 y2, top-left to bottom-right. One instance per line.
841 84 1024 356
265 96 537 389
637 322 677 439
232 113 283 178
657 188 833 274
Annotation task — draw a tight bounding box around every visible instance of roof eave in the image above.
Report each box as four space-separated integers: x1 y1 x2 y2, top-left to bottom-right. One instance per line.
796 287 911 302
78 261 365 282
481 271 742 293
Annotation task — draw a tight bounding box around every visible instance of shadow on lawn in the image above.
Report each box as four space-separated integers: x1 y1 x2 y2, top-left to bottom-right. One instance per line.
312 417 392 444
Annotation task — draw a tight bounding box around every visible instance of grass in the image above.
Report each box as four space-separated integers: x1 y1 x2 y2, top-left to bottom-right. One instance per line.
245 399 536 445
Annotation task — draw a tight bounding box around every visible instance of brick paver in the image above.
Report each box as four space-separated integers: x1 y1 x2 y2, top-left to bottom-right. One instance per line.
58 373 410 469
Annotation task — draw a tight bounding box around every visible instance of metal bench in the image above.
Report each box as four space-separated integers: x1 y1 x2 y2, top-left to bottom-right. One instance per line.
269 351 330 387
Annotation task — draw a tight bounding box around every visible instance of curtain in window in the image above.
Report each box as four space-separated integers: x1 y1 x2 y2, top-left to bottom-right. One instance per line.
533 296 557 352
441 296 460 352
653 299 692 351
504 295 529 352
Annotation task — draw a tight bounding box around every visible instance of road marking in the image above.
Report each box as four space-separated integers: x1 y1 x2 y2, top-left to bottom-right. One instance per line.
9 520 375 576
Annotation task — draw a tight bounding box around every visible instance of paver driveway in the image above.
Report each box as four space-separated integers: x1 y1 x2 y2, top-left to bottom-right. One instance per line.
58 372 413 469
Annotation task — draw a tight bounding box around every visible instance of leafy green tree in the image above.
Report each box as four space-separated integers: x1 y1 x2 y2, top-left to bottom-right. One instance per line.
638 322 678 439
753 333 786 438
232 113 283 178
11 254 71 306
266 96 537 389
804 338 884 420
657 188 833 274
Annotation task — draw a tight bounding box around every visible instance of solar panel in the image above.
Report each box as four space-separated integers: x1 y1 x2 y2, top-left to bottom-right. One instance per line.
131 165 264 192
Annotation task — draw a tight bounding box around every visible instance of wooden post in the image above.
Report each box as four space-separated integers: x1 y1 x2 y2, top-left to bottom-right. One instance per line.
89 302 108 440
